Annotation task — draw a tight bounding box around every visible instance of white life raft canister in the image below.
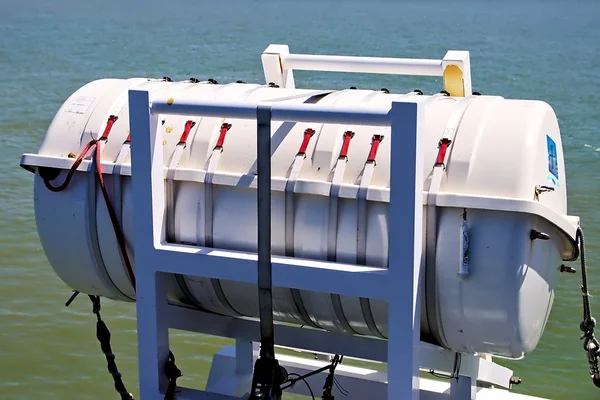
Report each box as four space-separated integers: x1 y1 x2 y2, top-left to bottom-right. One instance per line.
22 78 579 359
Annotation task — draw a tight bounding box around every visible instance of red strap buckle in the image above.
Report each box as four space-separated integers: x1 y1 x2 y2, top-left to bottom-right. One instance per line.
339 131 354 159
297 128 315 156
215 123 232 150
177 120 196 146
367 134 384 164
435 138 452 167
99 115 118 141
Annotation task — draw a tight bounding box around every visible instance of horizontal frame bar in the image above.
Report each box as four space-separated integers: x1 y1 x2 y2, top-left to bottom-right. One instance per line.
170 388 239 400
150 98 391 126
283 53 443 77
154 244 389 299
167 304 388 362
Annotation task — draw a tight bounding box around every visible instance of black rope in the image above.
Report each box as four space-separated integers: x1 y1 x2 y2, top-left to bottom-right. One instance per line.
67 293 183 399
164 351 182 400
88 295 135 400
576 227 600 388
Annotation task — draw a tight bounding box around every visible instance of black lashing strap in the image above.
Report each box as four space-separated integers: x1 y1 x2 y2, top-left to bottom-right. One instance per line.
249 104 284 400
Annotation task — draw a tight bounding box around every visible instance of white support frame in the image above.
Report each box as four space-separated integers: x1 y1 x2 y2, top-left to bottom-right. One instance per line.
261 44 472 96
128 89 515 400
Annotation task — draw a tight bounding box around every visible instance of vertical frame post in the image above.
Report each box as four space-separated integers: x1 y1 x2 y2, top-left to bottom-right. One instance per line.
235 340 255 374
129 89 170 399
451 375 477 399
261 44 296 89
442 51 472 97
256 103 275 357
387 100 424 400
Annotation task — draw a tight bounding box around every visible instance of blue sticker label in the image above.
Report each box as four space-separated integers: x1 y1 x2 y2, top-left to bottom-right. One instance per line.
546 135 559 182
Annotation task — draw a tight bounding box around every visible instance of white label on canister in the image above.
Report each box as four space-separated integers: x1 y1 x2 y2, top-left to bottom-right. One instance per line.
65 96 95 114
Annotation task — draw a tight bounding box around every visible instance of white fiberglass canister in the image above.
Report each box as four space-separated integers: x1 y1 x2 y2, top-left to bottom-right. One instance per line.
22 78 578 359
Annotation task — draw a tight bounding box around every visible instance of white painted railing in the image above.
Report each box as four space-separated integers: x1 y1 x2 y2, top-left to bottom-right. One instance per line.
261 44 472 96
283 53 443 76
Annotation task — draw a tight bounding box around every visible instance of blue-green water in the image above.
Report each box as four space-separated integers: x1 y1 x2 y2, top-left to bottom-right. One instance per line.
1 0 600 399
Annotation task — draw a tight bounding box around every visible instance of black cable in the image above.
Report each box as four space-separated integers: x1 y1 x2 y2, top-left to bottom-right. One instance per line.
429 352 462 382
451 353 462 380
322 355 341 399
280 362 333 388
578 227 592 322
428 369 452 380
283 373 315 399
333 376 349 396
576 227 600 388
280 355 348 399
